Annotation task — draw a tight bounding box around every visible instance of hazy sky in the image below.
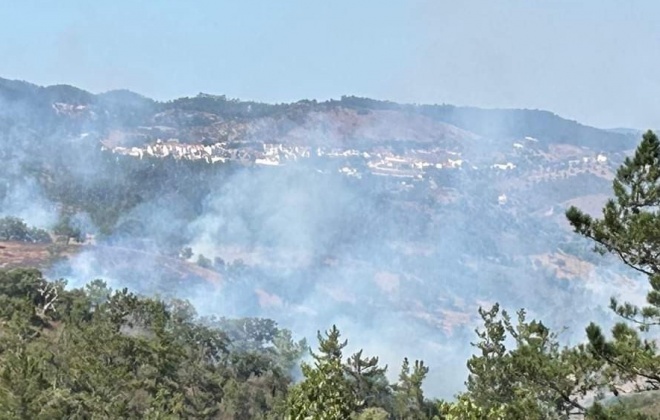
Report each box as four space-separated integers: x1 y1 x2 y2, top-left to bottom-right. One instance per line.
2 0 659 129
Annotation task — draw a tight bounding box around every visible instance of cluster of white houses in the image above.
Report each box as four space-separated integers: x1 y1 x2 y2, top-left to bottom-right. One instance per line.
105 137 611 192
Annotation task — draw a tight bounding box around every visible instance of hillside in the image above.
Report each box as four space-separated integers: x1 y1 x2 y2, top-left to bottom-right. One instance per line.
0 76 645 397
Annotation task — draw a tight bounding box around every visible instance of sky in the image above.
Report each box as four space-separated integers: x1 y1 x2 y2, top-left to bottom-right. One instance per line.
1 0 659 129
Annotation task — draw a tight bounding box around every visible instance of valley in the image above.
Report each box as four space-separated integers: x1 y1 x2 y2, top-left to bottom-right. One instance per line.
0 77 646 397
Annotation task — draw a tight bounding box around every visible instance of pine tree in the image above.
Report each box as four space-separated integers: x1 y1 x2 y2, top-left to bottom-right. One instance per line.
567 129 660 410
392 357 431 419
460 304 602 419
285 325 358 420
344 350 390 412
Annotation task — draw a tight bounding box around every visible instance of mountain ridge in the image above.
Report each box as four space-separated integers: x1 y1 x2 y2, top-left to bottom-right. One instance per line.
0 76 638 151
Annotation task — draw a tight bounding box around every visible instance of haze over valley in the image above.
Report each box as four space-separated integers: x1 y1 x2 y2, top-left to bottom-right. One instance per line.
0 77 647 399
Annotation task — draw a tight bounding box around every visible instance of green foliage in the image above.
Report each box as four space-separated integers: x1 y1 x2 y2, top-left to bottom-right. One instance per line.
179 246 193 259
352 407 390 420
196 254 212 269
0 216 51 244
165 93 284 119
0 268 303 419
286 325 358 420
587 400 652 419
345 350 391 411
566 130 660 279
52 214 83 244
438 394 508 420
462 304 603 419
567 130 660 416
281 324 440 419
392 357 434 419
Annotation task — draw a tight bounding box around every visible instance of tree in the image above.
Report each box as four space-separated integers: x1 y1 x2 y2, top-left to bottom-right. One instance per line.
392 357 433 419
52 215 83 244
213 256 225 271
286 325 358 420
196 254 212 269
353 407 390 420
0 268 298 419
567 130 660 413
460 304 603 419
179 247 193 260
0 216 51 244
344 350 390 411
438 394 508 420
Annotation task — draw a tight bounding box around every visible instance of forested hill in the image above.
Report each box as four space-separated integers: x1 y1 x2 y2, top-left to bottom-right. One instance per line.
0 76 655 417
0 76 637 150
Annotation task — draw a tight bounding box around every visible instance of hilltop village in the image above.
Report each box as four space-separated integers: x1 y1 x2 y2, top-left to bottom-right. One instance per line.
104 134 617 191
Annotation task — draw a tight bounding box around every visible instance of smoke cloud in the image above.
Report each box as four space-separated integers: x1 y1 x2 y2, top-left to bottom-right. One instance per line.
0 81 648 398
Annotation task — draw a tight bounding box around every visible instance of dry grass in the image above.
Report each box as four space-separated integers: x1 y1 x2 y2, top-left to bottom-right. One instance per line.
0 241 222 285
0 241 77 270
531 252 595 280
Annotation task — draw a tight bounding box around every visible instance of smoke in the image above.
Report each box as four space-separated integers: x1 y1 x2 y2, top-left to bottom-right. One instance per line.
0 94 58 228
187 165 360 258
0 80 649 399
0 178 57 228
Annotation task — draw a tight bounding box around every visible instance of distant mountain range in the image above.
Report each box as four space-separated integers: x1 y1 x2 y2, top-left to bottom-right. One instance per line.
0 76 640 146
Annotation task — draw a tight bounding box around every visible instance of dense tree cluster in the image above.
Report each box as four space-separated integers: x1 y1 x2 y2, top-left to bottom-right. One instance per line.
0 268 306 419
0 266 654 419
0 267 439 419
0 216 51 244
